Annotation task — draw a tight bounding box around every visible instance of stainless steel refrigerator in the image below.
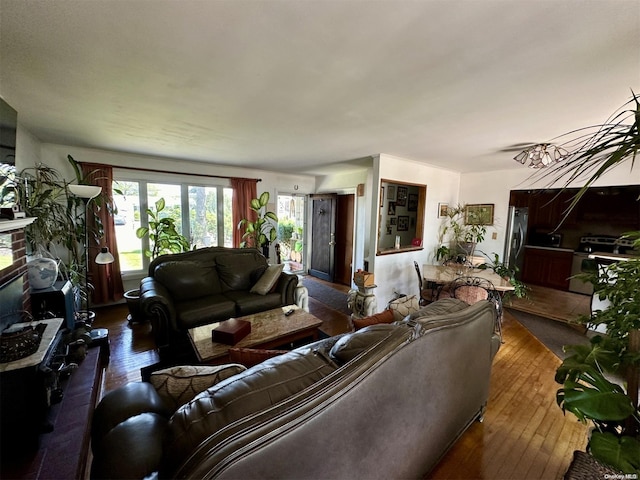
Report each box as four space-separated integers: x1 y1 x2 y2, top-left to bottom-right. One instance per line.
503 206 528 278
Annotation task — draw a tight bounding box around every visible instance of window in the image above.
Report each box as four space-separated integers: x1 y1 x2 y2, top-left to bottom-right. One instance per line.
113 177 234 273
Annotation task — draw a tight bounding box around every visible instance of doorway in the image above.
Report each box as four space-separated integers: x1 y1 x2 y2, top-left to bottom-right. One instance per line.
276 193 306 274
309 193 354 286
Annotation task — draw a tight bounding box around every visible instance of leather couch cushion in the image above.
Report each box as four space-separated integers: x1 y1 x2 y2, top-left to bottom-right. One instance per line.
329 324 398 364
154 260 221 299
216 252 267 291
91 412 167 480
163 347 337 475
175 294 236 329
352 309 395 331
149 364 247 411
224 290 283 316
91 382 172 452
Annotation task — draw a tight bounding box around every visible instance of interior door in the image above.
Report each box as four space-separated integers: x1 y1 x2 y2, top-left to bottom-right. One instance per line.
309 194 337 282
335 194 354 286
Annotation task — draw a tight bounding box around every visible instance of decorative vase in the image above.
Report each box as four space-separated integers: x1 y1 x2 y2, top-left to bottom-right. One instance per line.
124 289 143 323
27 257 59 290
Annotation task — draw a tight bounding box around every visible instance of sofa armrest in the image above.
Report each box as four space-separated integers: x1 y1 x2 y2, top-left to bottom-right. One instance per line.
140 276 177 349
275 272 298 305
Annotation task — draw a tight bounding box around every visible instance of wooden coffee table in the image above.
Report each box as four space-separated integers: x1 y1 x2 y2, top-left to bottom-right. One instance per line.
187 305 323 364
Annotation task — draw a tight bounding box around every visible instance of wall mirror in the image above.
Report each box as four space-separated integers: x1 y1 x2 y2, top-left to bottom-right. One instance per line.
377 179 426 254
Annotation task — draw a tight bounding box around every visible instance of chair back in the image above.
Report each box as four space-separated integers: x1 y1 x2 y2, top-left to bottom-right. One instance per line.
448 276 503 341
413 261 423 290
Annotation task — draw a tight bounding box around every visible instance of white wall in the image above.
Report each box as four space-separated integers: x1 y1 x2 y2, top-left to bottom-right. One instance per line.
15 123 42 169
370 154 461 309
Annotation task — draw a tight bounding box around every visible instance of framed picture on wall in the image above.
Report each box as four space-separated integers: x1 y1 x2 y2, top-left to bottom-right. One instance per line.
408 194 418 212
438 203 449 218
380 187 384 207
397 216 409 231
396 186 408 206
464 204 495 225
387 186 396 200
390 217 397 225
388 202 396 215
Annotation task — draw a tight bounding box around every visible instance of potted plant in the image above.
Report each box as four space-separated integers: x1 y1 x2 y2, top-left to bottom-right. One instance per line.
478 252 528 299
555 237 640 474
537 91 640 475
436 204 488 264
124 197 191 322
237 191 278 259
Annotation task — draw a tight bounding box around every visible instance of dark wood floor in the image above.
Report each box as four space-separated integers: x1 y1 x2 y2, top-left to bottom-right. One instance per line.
91 281 588 479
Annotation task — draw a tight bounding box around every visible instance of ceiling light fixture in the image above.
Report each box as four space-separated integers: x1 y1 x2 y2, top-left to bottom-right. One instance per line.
513 143 568 169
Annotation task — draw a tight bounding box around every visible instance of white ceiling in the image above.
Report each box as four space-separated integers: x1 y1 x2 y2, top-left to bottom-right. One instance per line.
1 0 639 175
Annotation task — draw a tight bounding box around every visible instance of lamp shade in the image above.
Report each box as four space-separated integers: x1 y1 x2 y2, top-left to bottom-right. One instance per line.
95 247 115 264
68 184 102 199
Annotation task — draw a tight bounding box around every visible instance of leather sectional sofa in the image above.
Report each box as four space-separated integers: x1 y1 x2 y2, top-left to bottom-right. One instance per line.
139 247 300 361
91 298 501 479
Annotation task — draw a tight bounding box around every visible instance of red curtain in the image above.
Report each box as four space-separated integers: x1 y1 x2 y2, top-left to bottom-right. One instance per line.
81 163 125 305
231 178 258 247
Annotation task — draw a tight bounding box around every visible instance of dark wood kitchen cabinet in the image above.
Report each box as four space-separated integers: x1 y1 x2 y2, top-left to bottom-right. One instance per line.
522 247 573 290
510 186 639 231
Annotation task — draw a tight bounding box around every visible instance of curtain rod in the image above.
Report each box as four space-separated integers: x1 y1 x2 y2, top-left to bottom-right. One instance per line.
103 163 261 182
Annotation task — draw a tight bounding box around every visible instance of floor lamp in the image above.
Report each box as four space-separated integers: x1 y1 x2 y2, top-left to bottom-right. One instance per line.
68 184 102 327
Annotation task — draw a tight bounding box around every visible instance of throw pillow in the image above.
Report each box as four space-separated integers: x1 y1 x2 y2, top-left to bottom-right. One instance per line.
352 309 395 331
387 295 420 321
149 364 246 411
250 264 284 295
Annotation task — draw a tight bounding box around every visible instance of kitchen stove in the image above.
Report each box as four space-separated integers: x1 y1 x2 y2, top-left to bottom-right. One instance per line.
570 234 638 295
577 235 617 253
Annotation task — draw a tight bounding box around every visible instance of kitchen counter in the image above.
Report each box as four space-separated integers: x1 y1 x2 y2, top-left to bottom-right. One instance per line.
524 245 574 253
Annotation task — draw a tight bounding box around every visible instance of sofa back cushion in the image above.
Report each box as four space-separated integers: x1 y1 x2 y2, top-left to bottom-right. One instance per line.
162 347 337 475
216 252 267 291
153 261 221 299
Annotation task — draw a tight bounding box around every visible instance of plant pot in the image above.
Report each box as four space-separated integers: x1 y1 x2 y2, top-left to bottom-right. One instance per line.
124 289 144 323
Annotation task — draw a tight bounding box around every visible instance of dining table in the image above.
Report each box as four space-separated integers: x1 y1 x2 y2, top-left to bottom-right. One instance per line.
422 264 515 292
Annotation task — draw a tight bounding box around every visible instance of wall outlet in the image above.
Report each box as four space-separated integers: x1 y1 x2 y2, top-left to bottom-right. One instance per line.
492 232 498 240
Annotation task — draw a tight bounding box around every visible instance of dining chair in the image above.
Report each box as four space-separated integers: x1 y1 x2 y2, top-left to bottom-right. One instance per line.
445 276 504 341
413 261 439 306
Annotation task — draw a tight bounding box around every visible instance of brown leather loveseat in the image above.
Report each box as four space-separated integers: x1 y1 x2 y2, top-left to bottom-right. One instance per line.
139 247 299 361
91 298 500 479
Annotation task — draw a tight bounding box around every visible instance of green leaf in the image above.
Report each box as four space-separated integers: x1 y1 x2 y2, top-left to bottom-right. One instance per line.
136 227 149 239
155 197 165 212
250 198 261 210
258 191 270 207
590 431 640 474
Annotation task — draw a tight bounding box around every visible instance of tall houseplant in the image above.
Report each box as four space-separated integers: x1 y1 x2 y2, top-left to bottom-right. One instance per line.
16 156 109 313
555 239 640 474
135 198 191 259
237 191 278 258
125 197 191 322
542 91 640 474
436 204 488 264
